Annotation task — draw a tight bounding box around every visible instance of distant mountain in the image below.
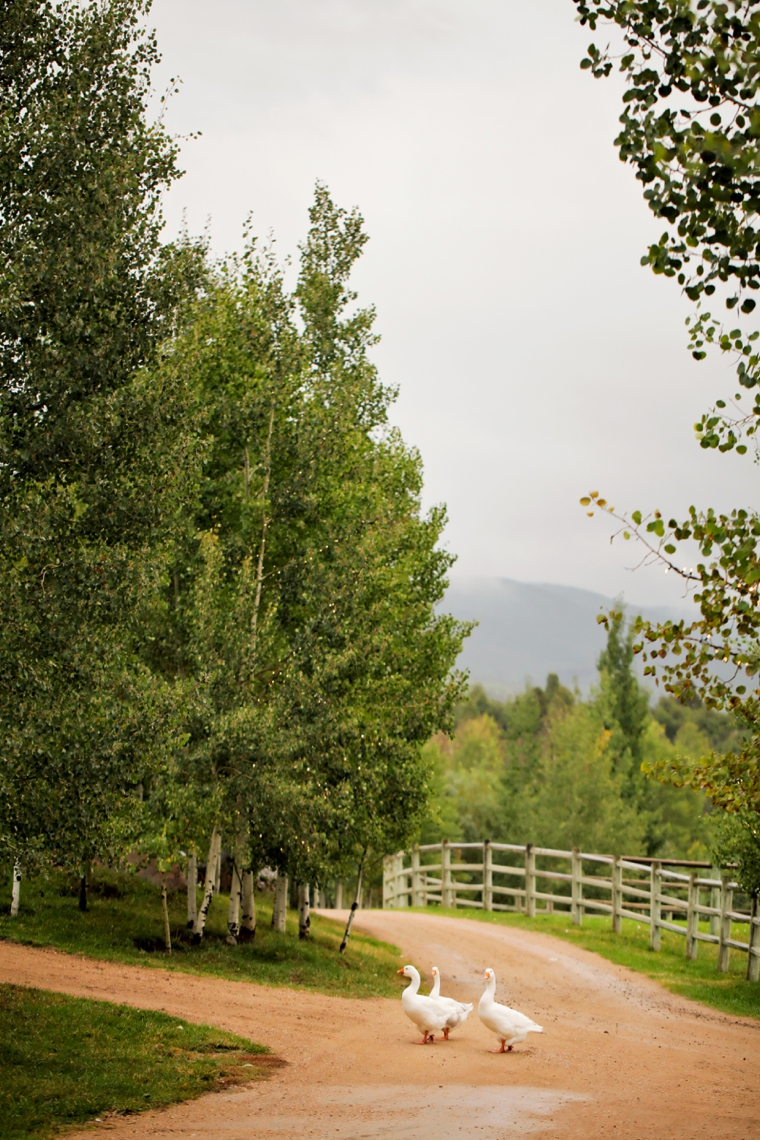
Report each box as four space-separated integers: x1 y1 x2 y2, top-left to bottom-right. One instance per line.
442 577 690 698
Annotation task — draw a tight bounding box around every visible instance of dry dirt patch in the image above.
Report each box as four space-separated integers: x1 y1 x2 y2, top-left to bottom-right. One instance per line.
1 909 758 1139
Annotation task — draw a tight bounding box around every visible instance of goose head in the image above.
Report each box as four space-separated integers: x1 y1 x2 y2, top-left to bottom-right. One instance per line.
397 964 421 984
431 966 439 978
481 967 497 998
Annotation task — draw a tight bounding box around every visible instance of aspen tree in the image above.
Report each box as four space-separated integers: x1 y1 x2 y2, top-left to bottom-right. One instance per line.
193 826 222 943
297 884 310 940
10 861 21 918
239 870 257 941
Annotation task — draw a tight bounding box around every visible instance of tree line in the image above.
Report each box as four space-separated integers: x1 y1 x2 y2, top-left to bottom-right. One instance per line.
0 0 468 945
422 615 742 862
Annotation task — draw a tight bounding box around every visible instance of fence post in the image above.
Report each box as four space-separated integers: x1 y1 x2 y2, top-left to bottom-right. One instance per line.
748 892 759 984
411 846 423 907
709 864 721 938
571 848 583 926
395 852 407 908
483 838 493 912
718 875 733 973
382 855 393 908
650 861 662 952
611 855 622 934
525 843 536 918
686 872 699 961
442 839 454 908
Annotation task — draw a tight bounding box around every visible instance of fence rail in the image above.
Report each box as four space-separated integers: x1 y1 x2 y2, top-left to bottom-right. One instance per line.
382 840 760 980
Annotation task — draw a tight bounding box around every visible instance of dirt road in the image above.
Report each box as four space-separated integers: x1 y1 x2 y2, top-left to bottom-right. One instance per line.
2 909 758 1139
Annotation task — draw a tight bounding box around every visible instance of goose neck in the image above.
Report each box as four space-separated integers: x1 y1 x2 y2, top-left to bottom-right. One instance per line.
406 966 421 994
481 974 496 1004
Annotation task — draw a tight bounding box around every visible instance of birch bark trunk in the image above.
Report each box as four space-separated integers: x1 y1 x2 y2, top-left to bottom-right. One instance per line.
161 879 172 953
273 870 288 933
240 870 256 941
298 883 311 939
186 853 197 929
340 852 367 953
192 826 222 943
226 860 243 944
10 860 21 917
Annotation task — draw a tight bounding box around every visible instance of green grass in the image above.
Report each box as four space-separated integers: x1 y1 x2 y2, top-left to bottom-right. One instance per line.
420 905 760 1021
0 868 402 999
0 983 273 1140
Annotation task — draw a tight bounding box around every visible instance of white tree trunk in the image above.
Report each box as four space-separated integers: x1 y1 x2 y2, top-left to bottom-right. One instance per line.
192 826 221 943
273 871 288 933
213 845 222 894
186 853 197 929
340 853 367 953
10 860 21 917
298 883 311 939
226 860 242 944
240 870 256 941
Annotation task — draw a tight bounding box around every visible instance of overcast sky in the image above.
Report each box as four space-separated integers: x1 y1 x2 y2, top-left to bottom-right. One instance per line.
150 0 752 606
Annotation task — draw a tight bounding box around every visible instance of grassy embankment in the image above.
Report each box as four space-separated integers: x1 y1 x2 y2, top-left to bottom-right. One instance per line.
0 983 273 1140
0 867 402 999
3 868 756 1020
422 905 760 1021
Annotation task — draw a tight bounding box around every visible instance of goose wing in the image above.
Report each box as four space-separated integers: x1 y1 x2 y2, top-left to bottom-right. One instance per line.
485 1000 542 1036
444 1000 474 1029
402 990 450 1033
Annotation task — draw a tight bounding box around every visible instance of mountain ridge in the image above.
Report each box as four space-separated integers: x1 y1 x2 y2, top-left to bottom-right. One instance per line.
443 576 690 697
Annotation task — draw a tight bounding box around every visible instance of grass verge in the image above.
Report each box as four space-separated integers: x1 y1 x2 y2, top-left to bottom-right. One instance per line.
0 868 402 999
420 906 760 1021
0 983 274 1140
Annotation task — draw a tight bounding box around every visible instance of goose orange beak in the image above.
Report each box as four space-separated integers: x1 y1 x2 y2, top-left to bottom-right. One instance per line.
397 968 405 974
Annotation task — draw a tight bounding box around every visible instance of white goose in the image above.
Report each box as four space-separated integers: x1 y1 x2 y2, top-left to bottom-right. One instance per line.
430 965 474 1039
478 967 543 1053
397 965 450 1044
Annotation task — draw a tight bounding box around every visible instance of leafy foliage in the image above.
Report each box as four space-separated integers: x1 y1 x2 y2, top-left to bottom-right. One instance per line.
575 0 760 450
420 619 715 859
575 1 760 890
145 187 470 894
0 6 466 922
0 0 205 874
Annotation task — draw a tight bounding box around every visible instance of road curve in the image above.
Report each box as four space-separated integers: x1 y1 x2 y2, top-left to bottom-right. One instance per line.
1 909 757 1139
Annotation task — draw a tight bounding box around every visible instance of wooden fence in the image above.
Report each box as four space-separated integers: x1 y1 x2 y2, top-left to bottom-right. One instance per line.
382 840 760 980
